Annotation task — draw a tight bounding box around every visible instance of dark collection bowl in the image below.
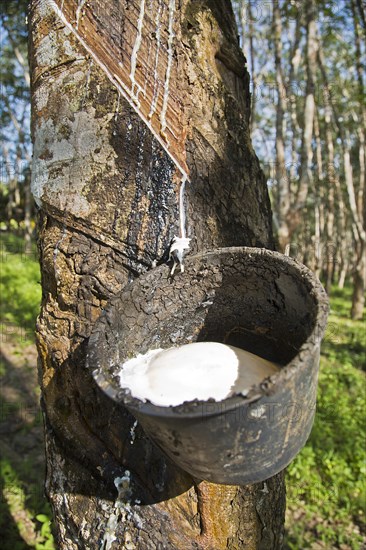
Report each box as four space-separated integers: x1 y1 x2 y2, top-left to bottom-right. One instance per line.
87 247 328 485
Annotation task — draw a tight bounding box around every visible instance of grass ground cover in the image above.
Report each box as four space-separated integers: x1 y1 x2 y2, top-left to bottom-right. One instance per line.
0 233 41 336
286 286 365 549
0 232 54 549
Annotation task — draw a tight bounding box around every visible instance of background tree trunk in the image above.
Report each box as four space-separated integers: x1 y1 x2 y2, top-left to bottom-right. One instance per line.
240 0 256 137
294 0 317 223
272 0 290 253
29 0 285 548
350 0 366 319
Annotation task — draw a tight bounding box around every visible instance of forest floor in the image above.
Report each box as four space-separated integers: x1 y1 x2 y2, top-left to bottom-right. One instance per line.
0 333 54 549
0 232 54 549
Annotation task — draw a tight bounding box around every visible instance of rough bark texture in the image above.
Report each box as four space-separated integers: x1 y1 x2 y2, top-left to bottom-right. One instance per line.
272 0 289 252
29 0 285 548
295 0 317 219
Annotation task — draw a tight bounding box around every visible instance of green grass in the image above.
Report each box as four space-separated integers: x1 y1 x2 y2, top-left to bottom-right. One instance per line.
286 285 366 549
1 232 54 548
0 459 54 550
0 232 41 341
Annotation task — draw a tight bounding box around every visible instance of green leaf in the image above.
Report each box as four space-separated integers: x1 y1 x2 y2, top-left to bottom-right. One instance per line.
36 514 49 523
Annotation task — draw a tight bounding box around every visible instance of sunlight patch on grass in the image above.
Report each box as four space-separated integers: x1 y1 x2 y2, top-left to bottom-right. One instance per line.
285 286 366 549
0 459 54 549
0 233 41 340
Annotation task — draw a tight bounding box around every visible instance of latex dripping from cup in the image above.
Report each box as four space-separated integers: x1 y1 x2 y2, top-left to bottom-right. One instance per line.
168 176 190 275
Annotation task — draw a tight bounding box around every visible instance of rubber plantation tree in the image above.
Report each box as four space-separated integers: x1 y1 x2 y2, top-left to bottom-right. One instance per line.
29 0 285 547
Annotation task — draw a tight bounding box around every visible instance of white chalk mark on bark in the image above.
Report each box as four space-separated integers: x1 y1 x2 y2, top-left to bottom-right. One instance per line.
114 91 121 121
129 0 145 106
160 0 175 139
148 0 163 120
179 175 187 239
75 0 87 29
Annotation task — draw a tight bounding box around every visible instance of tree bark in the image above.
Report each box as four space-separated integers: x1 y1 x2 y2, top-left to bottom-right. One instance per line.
272 0 289 252
350 0 366 319
312 109 323 279
287 7 301 205
239 1 256 137
322 92 337 294
294 0 317 219
29 0 284 548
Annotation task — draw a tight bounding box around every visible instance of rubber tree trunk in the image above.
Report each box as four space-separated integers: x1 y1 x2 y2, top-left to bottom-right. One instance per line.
272 0 290 253
29 0 285 548
294 0 317 221
350 0 366 320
